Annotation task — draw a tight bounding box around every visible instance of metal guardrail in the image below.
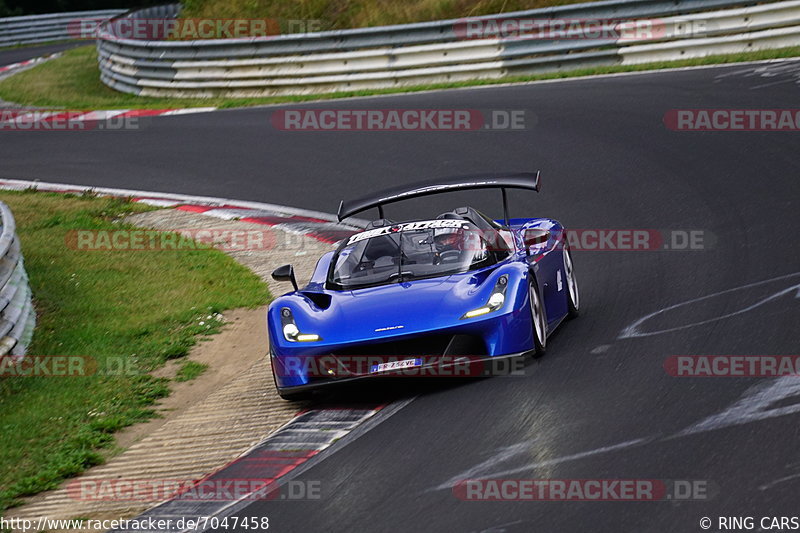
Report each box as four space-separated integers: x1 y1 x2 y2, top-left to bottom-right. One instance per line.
0 202 35 358
0 9 125 47
96 0 800 97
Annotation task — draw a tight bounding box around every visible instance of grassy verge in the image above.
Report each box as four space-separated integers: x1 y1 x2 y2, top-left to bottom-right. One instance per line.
0 190 268 512
182 0 593 31
175 361 209 382
0 41 72 52
1 44 799 111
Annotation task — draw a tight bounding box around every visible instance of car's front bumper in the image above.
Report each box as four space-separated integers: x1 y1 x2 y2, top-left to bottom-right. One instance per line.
270 348 534 397
270 304 537 389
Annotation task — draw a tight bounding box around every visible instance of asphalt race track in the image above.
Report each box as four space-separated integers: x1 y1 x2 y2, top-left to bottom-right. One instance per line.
0 42 81 69
2 61 800 532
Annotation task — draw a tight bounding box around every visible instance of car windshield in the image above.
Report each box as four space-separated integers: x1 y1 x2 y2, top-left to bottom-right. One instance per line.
328 220 505 290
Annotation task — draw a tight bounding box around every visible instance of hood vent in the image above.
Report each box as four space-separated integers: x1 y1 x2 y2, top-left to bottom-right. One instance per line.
301 291 332 310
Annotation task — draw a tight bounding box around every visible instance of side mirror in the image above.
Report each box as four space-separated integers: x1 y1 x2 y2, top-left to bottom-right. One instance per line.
524 228 550 253
272 264 298 291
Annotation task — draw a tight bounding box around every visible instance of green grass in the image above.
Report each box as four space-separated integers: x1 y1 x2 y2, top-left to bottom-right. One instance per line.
182 0 594 31
0 191 268 512
1 44 799 111
175 361 209 382
0 40 71 52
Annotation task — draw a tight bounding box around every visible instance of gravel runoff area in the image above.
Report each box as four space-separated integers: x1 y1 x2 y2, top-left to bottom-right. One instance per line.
5 208 336 527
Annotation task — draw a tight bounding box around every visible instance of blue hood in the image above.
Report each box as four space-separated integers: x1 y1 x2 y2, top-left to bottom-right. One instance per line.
274 268 511 349
303 274 478 345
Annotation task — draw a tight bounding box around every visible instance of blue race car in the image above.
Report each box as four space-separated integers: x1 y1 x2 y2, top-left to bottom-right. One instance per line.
268 172 579 400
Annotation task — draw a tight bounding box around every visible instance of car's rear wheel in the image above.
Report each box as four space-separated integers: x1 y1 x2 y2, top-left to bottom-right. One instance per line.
564 241 580 318
529 279 547 357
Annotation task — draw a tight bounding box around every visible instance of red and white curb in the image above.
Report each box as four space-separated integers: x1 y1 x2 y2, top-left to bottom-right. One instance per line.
0 107 218 124
211 407 383 481
0 53 217 118
109 404 397 533
0 53 58 75
0 178 364 244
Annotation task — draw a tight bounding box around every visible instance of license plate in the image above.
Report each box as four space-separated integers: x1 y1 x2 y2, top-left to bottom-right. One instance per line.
370 358 423 374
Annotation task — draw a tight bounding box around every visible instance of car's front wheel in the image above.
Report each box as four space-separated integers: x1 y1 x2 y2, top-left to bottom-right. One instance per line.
529 279 547 357
564 241 580 318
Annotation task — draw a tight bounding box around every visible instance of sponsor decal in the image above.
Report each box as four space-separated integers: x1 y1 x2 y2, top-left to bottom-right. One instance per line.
346 219 470 245
341 226 709 250
374 325 405 332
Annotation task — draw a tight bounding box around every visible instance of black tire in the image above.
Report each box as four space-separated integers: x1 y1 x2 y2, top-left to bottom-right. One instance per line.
529 278 547 358
563 240 580 318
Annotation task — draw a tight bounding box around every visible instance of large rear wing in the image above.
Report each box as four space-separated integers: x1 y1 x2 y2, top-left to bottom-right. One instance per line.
336 171 541 225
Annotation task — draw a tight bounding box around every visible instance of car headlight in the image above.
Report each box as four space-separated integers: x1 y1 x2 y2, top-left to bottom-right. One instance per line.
462 275 508 319
280 307 321 342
